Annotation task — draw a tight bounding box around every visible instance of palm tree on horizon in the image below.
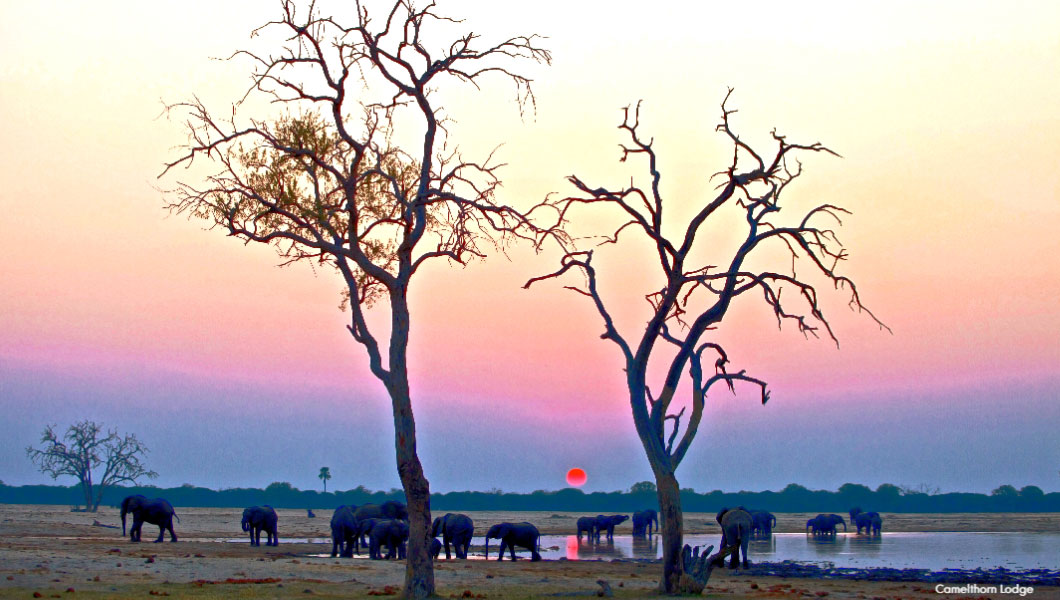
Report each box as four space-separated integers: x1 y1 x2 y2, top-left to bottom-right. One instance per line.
318 467 331 493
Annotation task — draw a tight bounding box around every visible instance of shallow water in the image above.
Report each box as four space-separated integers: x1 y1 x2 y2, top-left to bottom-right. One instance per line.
549 533 1060 570
299 533 1059 570
70 532 1057 570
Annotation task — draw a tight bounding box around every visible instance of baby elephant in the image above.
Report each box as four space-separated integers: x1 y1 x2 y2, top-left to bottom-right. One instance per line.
242 505 279 546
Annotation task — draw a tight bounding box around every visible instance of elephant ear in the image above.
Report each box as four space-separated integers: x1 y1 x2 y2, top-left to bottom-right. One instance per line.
496 523 511 538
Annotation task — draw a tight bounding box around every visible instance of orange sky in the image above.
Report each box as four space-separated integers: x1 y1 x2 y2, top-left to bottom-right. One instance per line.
1 1 1057 493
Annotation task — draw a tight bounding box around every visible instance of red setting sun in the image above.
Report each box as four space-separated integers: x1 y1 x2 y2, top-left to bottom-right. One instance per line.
566 468 587 487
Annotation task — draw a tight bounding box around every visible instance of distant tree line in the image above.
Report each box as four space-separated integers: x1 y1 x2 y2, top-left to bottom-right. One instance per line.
1 480 1056 513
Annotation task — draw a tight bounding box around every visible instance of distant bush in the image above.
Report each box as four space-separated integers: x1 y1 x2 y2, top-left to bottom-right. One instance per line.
1 481 1057 512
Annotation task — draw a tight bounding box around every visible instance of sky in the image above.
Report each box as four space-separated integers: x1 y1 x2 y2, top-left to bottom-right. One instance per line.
1 1 1058 496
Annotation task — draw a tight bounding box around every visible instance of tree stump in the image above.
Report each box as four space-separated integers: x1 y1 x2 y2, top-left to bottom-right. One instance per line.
675 544 734 594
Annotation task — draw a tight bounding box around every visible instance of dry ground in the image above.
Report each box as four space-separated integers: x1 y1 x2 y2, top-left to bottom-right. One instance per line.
1 505 1057 599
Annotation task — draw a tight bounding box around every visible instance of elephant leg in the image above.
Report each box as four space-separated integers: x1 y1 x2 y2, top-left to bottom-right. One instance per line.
444 535 452 560
508 541 517 561
155 523 166 543
130 518 140 542
728 536 740 569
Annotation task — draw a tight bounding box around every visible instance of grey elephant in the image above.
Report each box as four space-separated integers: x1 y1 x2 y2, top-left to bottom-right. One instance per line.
849 508 882 535
121 495 179 543
594 514 629 541
367 518 409 560
576 516 598 541
631 509 658 536
330 504 358 557
352 501 408 554
242 505 278 546
750 510 776 536
714 507 752 570
430 537 442 560
485 522 541 561
431 513 474 559
808 513 846 536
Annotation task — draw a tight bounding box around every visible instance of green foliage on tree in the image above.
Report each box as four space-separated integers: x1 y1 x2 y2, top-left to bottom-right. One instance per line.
991 484 1018 497
630 481 657 494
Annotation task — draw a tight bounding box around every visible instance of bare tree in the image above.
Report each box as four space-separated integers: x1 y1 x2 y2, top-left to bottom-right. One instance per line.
527 92 887 593
161 2 551 596
26 420 157 512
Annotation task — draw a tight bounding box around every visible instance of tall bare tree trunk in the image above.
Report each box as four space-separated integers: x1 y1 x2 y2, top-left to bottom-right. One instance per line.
389 301 434 599
656 471 685 593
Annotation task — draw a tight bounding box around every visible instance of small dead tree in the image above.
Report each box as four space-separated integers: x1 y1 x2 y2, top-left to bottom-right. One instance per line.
161 2 550 597
26 420 158 512
527 92 887 593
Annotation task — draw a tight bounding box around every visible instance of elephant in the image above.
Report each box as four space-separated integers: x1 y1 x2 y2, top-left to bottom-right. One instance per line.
594 514 629 541
484 522 541 561
367 518 409 560
850 508 882 535
330 504 359 557
808 513 846 536
241 505 278 546
352 501 408 554
430 537 443 560
576 516 598 541
750 511 776 536
431 513 474 559
631 509 658 536
121 495 178 543
714 507 752 570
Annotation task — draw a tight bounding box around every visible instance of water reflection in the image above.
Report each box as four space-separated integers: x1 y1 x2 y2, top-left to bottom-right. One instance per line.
565 535 629 560
806 533 848 558
290 533 1060 570
631 534 659 558
749 535 776 554
848 535 883 557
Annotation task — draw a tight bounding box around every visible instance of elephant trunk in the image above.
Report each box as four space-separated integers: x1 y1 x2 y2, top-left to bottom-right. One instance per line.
483 537 489 559
121 508 127 536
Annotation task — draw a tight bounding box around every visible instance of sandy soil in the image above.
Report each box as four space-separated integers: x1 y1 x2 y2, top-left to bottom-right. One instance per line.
1 505 1057 599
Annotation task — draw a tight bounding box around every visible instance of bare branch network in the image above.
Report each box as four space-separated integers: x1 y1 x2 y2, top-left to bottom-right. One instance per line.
527 90 889 475
26 420 157 511
161 0 560 382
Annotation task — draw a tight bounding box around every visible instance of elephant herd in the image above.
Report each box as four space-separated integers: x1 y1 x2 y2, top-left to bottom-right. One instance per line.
117 494 884 569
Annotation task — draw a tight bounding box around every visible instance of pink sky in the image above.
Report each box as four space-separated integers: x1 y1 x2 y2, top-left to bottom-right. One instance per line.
1 1 1058 493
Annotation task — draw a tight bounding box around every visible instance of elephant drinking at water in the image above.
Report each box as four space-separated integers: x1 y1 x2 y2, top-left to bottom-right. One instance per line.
750 510 776 536
367 518 409 560
715 507 752 570
594 514 629 541
849 508 882 535
632 509 658 536
330 505 358 557
351 501 408 554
